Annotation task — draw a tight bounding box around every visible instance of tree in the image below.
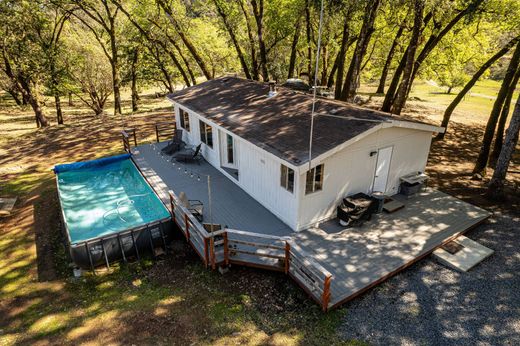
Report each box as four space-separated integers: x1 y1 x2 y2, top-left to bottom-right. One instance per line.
473 41 520 175
490 66 520 165
382 0 485 112
0 0 51 127
436 35 520 140
376 21 406 94
65 35 113 116
391 0 424 115
213 0 252 79
339 0 381 102
157 0 213 80
487 93 520 199
71 0 124 116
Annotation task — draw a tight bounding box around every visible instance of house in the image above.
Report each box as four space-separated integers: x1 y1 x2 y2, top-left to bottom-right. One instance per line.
167 77 444 232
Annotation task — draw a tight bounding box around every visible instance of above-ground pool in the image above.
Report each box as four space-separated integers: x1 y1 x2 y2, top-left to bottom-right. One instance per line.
55 154 173 269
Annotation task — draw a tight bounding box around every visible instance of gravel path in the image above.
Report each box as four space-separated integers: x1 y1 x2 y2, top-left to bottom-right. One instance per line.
339 214 520 346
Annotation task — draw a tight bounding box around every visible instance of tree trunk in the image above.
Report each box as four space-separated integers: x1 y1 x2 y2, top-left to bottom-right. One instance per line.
305 0 313 83
381 45 408 112
5 50 49 126
55 94 63 124
487 93 520 199
287 18 301 79
473 41 520 175
251 0 268 81
391 0 424 115
131 47 139 112
377 24 405 94
7 88 22 106
333 19 352 98
214 0 252 80
403 0 484 101
239 0 259 80
159 1 212 80
108 22 122 116
381 10 432 111
340 0 381 102
68 92 73 106
490 67 520 166
21 84 49 127
436 36 520 140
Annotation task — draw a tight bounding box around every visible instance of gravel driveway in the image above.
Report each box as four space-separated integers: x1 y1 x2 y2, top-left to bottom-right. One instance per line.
339 214 520 346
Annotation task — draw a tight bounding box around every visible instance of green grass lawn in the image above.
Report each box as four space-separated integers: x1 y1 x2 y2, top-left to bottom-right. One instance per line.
361 79 519 124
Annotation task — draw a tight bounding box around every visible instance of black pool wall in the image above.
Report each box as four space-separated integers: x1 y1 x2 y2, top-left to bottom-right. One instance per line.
69 219 174 269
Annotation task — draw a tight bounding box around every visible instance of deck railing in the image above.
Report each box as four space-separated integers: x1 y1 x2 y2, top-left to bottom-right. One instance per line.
155 121 176 143
168 190 334 311
122 128 137 153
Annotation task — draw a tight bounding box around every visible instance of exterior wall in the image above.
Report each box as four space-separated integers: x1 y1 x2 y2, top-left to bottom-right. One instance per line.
175 104 220 167
296 127 433 230
174 104 300 230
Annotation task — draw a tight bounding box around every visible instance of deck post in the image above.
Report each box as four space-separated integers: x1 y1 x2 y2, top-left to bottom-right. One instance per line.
131 128 137 146
184 213 190 241
203 237 209 267
284 241 290 274
210 237 216 270
223 232 229 265
322 275 332 312
169 192 176 222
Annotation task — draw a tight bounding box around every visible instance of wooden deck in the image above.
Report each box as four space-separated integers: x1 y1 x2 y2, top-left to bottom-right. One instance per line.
293 191 491 307
132 142 491 310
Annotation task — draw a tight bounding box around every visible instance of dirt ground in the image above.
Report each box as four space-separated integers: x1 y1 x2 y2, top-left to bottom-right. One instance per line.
0 90 519 345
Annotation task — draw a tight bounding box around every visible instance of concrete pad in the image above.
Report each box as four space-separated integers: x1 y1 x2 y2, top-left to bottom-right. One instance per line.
433 235 493 272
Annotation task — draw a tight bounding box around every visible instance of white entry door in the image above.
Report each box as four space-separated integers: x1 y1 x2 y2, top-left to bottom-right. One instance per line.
372 146 393 193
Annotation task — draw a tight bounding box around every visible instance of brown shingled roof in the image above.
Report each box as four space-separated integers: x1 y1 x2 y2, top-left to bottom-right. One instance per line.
167 77 427 166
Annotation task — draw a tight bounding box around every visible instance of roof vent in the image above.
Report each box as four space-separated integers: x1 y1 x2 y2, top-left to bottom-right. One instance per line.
268 81 277 98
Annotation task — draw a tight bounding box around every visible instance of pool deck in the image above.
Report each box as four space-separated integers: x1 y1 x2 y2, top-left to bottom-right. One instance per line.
132 142 491 309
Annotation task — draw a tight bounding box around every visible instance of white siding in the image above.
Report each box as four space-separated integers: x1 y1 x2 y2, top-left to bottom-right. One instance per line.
174 103 299 230
296 127 433 230
235 138 299 229
175 104 220 167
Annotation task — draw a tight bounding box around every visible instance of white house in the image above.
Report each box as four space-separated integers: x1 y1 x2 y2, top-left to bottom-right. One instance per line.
167 77 444 231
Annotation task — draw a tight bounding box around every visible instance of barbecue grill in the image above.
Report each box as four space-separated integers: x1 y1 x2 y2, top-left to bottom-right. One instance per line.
337 193 378 227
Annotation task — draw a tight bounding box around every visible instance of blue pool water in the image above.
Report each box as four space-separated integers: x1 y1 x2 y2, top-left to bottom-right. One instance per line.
57 158 170 244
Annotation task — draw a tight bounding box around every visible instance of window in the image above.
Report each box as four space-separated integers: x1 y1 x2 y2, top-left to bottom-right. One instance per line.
179 108 190 131
280 164 294 193
227 134 234 164
305 164 324 194
199 120 213 148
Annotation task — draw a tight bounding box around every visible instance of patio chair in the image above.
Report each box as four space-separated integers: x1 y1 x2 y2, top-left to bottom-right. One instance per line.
175 143 203 164
161 129 184 155
178 191 204 222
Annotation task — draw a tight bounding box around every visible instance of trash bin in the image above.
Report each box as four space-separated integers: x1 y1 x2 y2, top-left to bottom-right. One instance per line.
400 181 422 196
371 192 385 213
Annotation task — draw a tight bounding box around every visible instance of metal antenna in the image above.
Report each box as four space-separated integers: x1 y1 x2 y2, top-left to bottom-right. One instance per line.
308 0 325 172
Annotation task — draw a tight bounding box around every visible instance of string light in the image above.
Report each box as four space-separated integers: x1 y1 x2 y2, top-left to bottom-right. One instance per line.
154 145 212 184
